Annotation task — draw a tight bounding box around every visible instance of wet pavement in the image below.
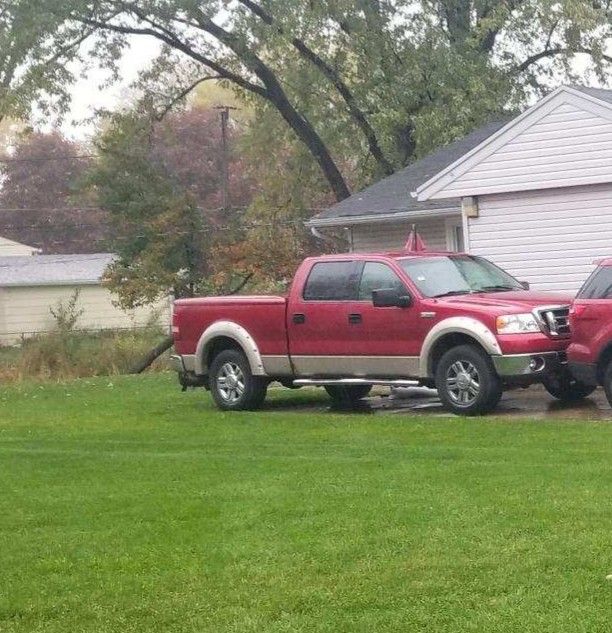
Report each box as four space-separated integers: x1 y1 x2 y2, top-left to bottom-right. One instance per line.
337 386 612 420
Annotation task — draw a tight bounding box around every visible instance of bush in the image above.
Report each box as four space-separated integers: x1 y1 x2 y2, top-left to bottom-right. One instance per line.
0 327 170 382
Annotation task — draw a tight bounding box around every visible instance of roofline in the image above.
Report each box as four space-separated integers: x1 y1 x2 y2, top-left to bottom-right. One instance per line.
306 205 460 228
414 85 612 201
0 280 102 288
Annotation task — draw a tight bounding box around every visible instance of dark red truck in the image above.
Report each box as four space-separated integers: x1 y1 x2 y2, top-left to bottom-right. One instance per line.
568 258 612 404
172 250 589 415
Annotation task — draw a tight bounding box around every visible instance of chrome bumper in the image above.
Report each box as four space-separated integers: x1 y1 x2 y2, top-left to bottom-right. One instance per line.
492 352 565 377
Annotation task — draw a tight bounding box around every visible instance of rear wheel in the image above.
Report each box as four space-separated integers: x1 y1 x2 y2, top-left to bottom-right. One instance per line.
603 363 612 408
325 385 372 405
435 345 502 416
542 369 596 402
209 349 268 411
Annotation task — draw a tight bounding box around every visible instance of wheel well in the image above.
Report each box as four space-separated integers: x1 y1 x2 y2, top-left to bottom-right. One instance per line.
205 336 243 370
428 333 487 377
597 344 612 382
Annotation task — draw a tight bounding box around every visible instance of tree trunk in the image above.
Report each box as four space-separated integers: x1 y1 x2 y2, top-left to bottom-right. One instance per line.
130 335 173 374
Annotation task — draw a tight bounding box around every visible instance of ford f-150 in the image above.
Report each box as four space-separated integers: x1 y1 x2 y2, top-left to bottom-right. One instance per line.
171 250 587 415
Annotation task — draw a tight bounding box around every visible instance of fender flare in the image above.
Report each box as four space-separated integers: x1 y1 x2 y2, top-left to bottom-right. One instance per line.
195 320 266 376
419 317 502 377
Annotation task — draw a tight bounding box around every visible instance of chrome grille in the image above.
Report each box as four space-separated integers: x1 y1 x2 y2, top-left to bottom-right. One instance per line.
533 305 571 337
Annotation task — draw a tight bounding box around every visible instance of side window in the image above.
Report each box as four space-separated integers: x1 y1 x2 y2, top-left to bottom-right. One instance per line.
358 262 407 300
577 267 612 299
303 261 356 301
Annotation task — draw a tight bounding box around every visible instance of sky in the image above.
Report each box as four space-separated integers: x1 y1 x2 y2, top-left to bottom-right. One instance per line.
59 37 161 140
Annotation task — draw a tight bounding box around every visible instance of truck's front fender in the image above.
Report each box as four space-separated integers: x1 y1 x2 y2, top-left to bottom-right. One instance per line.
195 320 266 376
419 317 502 377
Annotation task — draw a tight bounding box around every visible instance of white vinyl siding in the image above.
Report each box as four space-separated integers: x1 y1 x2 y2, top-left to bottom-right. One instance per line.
469 183 612 294
0 284 171 344
424 96 612 199
351 217 452 252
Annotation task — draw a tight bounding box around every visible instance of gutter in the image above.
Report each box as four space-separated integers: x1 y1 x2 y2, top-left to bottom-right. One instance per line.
306 206 460 228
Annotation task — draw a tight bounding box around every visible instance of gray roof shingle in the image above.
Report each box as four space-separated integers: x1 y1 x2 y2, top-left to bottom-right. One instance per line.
309 120 507 225
0 253 114 287
572 85 612 105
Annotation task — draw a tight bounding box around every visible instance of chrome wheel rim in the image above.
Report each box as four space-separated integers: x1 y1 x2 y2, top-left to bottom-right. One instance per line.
217 362 246 404
446 360 480 407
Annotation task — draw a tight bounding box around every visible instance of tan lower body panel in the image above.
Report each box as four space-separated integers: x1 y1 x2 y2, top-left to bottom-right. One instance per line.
261 355 294 377
290 355 420 378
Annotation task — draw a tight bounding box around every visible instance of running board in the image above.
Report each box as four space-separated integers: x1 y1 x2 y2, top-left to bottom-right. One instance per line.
293 378 420 388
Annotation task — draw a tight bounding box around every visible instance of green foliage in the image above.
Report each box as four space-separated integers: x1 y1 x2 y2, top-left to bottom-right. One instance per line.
49 289 84 334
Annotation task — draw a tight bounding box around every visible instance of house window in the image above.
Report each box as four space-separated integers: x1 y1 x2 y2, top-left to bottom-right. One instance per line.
446 219 465 252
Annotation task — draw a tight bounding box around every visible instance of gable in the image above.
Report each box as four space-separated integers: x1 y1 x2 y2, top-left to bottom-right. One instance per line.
416 87 612 200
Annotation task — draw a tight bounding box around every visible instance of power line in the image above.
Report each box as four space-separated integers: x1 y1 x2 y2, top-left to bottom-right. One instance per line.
0 154 97 165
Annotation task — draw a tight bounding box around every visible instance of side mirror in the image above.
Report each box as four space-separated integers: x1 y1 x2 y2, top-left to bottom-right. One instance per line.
372 288 412 308
520 281 530 290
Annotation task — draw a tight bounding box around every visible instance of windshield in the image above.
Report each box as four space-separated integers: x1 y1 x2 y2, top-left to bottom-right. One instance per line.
399 255 523 298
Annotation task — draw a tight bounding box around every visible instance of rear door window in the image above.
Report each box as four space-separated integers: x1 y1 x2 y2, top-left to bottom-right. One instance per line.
303 261 357 301
577 267 612 299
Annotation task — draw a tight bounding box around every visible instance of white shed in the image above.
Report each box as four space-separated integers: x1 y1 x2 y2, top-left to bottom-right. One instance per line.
416 85 612 293
0 253 171 344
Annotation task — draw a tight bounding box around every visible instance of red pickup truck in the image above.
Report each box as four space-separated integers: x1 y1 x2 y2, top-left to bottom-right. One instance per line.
172 251 587 415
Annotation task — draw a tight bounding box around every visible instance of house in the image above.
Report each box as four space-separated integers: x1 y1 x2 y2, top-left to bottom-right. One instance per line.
0 236 40 257
308 85 612 294
0 253 170 345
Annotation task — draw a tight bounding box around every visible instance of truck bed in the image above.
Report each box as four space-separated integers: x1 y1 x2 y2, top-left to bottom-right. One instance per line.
173 295 289 358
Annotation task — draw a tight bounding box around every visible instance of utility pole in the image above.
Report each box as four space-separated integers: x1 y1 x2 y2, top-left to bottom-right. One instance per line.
214 105 238 211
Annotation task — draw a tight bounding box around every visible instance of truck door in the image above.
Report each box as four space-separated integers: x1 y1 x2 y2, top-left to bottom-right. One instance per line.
287 259 360 376
347 260 424 377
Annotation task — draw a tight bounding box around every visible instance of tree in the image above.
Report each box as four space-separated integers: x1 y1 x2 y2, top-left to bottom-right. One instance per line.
24 0 611 201
0 130 105 252
0 2 93 123
84 104 254 308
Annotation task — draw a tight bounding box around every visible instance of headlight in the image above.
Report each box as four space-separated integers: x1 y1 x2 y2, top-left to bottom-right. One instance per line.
496 313 541 334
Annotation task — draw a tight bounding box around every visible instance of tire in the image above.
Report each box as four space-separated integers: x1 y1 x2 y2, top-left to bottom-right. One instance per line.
209 349 268 411
542 369 596 402
325 384 372 405
603 363 612 408
435 345 502 416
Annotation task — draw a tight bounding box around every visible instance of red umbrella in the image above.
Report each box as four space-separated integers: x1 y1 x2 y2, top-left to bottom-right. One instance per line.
404 225 428 252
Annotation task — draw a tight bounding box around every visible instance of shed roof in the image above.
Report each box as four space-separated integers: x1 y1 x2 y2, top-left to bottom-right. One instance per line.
0 253 114 287
572 85 612 105
308 120 507 227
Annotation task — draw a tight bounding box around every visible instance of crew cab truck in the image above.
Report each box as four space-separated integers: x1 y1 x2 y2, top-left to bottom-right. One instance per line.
568 259 612 405
172 251 587 416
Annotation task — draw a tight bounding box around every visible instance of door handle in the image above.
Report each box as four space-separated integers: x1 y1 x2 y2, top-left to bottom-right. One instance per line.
293 313 306 324
348 313 362 324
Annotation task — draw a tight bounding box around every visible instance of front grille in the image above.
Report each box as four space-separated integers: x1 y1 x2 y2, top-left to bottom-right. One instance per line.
534 305 571 337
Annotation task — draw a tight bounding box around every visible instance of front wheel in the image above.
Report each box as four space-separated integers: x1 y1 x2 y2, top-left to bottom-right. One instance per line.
435 345 502 416
542 369 596 402
325 385 372 405
209 349 268 411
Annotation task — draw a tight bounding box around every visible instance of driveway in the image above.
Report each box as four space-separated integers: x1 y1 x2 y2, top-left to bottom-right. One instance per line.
351 386 612 419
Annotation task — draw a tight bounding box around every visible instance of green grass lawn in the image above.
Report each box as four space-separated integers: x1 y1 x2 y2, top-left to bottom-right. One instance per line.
1 374 612 632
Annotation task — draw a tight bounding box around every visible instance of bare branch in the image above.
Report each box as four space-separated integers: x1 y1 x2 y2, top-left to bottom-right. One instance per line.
515 46 612 73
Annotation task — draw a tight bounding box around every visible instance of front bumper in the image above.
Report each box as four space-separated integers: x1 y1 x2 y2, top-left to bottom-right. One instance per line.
492 351 566 378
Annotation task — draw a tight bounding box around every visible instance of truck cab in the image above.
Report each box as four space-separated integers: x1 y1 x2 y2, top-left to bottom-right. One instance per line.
172 250 585 415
